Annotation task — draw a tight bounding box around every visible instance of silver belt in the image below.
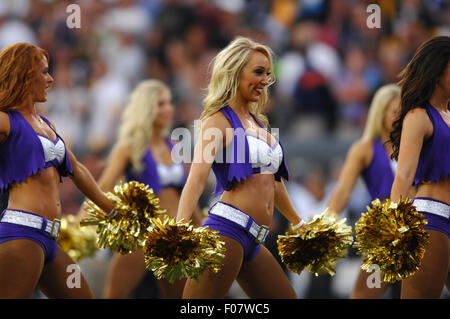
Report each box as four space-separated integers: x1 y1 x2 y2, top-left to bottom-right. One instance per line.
1 209 61 239
413 198 450 219
209 202 270 244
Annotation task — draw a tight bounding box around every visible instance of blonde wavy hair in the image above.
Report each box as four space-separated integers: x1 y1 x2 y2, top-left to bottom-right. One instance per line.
362 84 401 141
117 79 170 172
200 36 275 127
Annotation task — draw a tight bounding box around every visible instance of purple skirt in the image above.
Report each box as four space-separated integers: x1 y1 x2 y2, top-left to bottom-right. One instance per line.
0 210 58 263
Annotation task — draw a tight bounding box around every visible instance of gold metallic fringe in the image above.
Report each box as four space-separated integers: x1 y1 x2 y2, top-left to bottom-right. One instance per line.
144 215 226 283
353 198 430 283
277 213 353 276
57 214 97 262
80 181 166 254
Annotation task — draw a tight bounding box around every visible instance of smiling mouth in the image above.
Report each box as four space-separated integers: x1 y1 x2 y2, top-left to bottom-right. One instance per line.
254 87 263 94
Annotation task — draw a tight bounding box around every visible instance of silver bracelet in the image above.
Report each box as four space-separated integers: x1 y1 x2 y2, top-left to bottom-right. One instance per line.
106 208 118 218
292 219 306 230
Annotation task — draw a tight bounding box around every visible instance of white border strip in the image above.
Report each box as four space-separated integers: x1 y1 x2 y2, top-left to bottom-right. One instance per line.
413 199 450 219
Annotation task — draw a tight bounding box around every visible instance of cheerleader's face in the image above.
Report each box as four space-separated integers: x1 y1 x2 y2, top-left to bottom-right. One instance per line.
383 96 400 133
237 51 271 103
153 88 174 129
31 56 53 103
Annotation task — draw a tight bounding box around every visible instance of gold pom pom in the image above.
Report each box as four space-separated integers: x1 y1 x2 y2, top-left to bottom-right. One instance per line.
144 215 226 283
353 198 430 283
80 181 166 254
277 213 353 276
57 215 98 262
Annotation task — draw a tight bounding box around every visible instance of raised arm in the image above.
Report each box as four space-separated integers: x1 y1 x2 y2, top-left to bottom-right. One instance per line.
176 113 229 222
390 108 432 201
96 143 130 192
274 179 302 225
327 139 371 215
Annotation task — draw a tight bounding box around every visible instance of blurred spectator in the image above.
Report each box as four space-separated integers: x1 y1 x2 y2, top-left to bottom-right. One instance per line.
333 46 382 128
0 17 36 48
85 56 130 154
286 162 336 298
102 32 146 86
377 37 408 83
155 0 197 42
292 65 339 133
261 0 297 52
274 20 340 134
39 49 90 154
286 163 335 223
0 0 30 19
101 0 151 38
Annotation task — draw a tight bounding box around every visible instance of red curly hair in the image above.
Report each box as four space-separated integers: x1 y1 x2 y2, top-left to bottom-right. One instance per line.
0 42 49 111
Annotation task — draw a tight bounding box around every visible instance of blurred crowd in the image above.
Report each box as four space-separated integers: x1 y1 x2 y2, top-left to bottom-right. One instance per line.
1 0 449 298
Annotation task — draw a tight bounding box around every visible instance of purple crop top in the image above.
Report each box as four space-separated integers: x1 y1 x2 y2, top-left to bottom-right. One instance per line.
413 102 450 185
361 139 395 201
211 106 289 196
0 111 73 192
125 137 187 195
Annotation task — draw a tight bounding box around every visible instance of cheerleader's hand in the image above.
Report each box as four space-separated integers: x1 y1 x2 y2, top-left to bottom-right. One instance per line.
323 207 338 219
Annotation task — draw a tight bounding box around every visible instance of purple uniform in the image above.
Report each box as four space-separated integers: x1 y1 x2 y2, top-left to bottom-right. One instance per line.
0 111 72 263
412 103 450 237
362 139 395 201
202 106 289 261
125 137 187 195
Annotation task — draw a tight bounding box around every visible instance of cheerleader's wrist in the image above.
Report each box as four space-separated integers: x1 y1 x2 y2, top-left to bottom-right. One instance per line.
292 220 305 230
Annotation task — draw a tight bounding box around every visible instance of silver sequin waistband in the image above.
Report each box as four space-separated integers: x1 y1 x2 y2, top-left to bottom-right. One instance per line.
413 198 450 219
209 201 269 244
0 209 61 238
